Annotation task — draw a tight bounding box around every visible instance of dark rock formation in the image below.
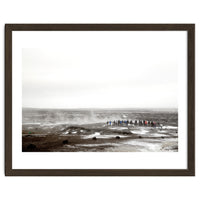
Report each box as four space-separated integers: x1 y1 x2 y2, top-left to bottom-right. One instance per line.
27 144 37 151
63 140 69 144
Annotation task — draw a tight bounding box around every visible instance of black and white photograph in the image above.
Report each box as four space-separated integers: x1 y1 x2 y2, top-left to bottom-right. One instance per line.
22 31 181 152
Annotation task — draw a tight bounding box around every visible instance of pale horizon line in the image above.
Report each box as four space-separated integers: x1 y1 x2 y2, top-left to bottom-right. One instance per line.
22 106 178 110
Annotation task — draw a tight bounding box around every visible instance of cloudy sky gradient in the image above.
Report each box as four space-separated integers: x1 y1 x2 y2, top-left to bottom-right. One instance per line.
22 31 182 109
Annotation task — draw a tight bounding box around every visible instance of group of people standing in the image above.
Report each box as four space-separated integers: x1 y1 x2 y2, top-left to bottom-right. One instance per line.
106 120 158 127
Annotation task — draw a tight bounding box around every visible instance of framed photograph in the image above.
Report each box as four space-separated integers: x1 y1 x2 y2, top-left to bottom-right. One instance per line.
5 24 195 176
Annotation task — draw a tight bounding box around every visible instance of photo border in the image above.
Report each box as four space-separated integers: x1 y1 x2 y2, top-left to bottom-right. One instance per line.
5 24 195 176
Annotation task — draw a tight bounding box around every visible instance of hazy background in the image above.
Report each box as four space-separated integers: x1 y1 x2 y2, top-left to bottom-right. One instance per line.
22 31 179 109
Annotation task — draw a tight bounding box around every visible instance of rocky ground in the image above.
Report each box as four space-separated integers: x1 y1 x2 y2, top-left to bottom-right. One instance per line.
22 123 178 152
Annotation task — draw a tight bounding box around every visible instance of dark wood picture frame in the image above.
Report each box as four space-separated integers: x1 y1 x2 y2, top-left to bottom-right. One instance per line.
5 24 195 176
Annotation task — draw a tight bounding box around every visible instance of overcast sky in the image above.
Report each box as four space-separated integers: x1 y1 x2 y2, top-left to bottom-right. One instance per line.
22 31 183 109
